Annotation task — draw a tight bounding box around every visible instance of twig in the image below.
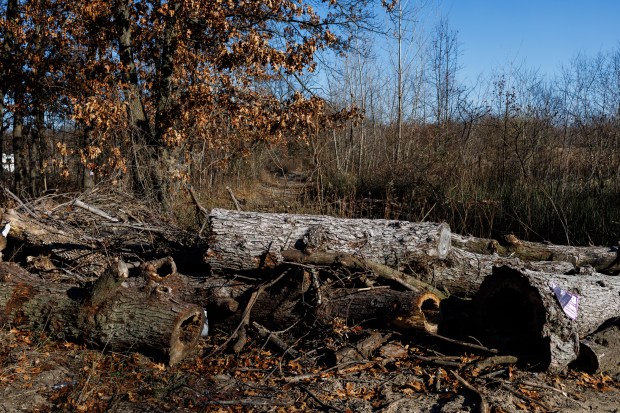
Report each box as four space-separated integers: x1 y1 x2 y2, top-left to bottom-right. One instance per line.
252 321 301 359
428 332 499 354
2 187 36 216
520 380 586 404
204 398 293 407
72 199 119 222
469 355 518 373
211 269 291 355
226 186 242 211
450 370 490 413
299 385 346 413
498 382 552 411
186 184 209 236
412 354 464 368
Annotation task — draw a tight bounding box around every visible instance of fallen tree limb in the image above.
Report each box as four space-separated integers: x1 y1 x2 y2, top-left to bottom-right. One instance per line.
452 233 620 274
205 208 451 272
281 249 446 299
329 331 389 366
252 321 301 359
450 370 490 413
72 199 119 222
0 261 203 366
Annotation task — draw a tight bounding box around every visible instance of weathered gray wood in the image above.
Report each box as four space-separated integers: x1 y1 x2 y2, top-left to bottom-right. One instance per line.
574 322 620 374
5 208 110 277
205 208 451 272
417 247 576 297
473 266 620 373
452 233 620 274
0 261 203 366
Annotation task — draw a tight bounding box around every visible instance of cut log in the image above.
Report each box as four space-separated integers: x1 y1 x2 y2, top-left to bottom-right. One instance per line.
187 266 440 336
473 265 620 373
416 247 576 298
452 233 620 274
205 208 451 272
316 287 440 333
572 321 620 374
0 261 204 366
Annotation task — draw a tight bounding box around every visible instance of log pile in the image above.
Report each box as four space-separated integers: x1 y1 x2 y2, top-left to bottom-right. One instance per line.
2 194 620 377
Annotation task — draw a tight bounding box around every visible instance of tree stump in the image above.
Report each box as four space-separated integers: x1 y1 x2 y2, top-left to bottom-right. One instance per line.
205 208 451 272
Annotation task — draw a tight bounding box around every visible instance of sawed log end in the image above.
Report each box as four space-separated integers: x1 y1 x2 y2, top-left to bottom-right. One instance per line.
168 306 205 366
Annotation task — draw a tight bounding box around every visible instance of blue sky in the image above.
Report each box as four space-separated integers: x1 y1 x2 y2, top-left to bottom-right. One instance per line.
436 0 620 82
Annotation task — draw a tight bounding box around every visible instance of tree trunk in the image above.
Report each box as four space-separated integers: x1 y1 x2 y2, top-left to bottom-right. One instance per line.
0 261 203 366
416 247 576 298
114 0 170 207
205 208 451 272
11 108 27 196
472 265 620 373
452 233 620 274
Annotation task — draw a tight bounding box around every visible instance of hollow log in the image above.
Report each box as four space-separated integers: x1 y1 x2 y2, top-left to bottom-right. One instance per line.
473 265 620 373
0 261 203 366
316 287 440 333
205 208 451 272
452 233 620 274
416 247 576 298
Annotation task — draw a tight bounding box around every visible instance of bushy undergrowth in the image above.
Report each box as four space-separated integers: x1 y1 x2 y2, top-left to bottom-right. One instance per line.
185 117 620 247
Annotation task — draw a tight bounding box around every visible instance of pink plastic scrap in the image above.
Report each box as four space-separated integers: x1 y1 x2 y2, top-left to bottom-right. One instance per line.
548 281 579 320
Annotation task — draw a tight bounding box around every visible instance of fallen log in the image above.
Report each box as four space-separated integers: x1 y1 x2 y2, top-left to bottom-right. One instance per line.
473 265 620 372
317 287 440 333
205 208 451 272
328 331 389 366
0 261 204 366
572 321 620 374
416 247 576 297
452 233 620 274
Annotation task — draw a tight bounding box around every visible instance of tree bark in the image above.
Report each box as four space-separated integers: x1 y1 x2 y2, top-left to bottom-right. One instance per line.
573 321 620 374
0 261 203 365
316 287 440 333
452 233 620 274
416 247 576 298
472 265 620 373
205 208 451 272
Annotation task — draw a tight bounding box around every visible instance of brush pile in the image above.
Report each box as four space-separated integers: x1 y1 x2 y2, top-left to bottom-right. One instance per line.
1 187 619 412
